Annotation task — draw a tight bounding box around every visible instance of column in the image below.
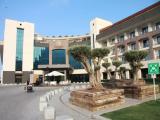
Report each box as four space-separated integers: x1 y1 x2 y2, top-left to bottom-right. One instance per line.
64 70 67 81
135 28 139 36
115 36 118 43
124 33 128 40
149 36 154 59
148 23 153 32
107 73 110 80
116 72 119 79
137 70 142 79
126 70 130 79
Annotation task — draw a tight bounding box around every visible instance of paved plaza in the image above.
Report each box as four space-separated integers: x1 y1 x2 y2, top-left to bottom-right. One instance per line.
48 86 160 120
0 85 159 120
0 85 56 120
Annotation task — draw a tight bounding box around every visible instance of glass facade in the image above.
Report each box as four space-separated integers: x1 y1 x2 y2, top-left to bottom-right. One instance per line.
34 47 49 69
52 49 66 64
69 37 91 69
70 74 89 83
16 28 24 71
69 54 83 69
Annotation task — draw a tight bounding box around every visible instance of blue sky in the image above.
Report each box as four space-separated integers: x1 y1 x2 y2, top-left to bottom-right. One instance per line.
0 0 158 40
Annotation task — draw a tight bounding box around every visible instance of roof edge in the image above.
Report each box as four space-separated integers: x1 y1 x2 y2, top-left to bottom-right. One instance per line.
100 1 160 33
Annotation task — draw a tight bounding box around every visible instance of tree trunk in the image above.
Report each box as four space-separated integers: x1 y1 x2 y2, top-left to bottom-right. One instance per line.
89 70 104 90
133 68 139 85
107 70 112 80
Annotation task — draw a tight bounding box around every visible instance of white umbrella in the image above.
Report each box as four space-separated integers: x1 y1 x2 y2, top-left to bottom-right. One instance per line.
45 71 64 76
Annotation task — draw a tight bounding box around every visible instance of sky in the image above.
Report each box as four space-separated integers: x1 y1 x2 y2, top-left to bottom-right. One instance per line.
0 0 159 40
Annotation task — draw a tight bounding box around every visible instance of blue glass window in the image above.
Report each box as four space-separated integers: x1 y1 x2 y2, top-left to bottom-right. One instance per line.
34 47 49 69
16 28 24 71
69 54 83 69
52 49 66 64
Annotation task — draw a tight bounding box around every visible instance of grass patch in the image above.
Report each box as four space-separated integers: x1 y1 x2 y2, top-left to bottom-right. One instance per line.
102 100 160 120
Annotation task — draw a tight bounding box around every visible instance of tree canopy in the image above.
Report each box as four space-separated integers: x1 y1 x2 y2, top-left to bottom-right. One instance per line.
69 46 91 62
124 50 148 82
124 50 148 63
69 45 110 89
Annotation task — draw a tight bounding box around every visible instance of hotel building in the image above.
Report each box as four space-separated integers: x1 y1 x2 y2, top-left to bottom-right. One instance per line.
0 1 159 84
97 1 160 79
0 18 110 84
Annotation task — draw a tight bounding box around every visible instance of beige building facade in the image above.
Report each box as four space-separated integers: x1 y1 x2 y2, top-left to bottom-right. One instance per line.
97 2 160 80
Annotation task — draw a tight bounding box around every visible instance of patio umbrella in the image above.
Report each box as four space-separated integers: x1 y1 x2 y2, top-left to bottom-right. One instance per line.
45 71 64 76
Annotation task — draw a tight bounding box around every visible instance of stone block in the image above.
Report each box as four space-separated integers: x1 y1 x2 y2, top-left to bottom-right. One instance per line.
51 91 55 96
69 86 74 91
122 84 160 99
70 89 125 111
74 86 80 90
54 89 58 94
58 88 63 92
44 106 56 120
39 101 48 112
40 96 47 102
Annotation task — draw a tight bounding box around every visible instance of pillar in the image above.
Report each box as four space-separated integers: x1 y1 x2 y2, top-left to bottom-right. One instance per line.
126 70 130 79
137 70 142 79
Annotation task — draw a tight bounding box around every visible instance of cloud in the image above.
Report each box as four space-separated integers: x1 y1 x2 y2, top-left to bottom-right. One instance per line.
49 0 70 7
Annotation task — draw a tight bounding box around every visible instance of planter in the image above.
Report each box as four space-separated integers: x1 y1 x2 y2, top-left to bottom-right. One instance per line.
70 89 125 111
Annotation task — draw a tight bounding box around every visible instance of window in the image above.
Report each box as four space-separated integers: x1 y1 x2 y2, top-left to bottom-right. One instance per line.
129 43 136 50
154 36 160 45
119 35 124 42
34 47 49 69
142 39 149 48
110 38 115 45
144 51 150 61
69 54 83 69
16 28 24 71
155 50 160 59
118 45 125 53
52 49 66 64
155 22 160 30
142 26 148 34
130 31 135 38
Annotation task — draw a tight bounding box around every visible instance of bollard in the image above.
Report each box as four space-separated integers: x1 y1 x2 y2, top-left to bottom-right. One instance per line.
44 106 56 120
39 101 48 112
45 94 50 101
40 96 47 102
69 86 74 91
75 86 79 90
81 85 86 89
59 88 63 92
54 89 58 94
51 91 55 97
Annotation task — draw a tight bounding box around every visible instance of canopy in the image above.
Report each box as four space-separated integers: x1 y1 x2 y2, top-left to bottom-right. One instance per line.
45 71 65 77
